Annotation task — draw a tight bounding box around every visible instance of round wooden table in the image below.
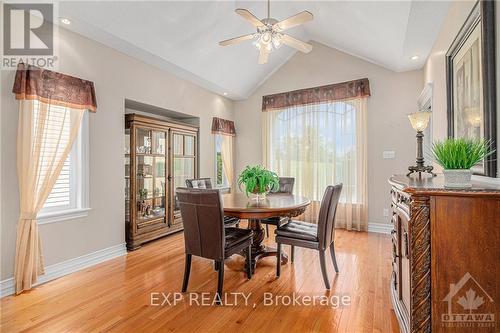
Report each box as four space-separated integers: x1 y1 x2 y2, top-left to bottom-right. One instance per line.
222 193 310 269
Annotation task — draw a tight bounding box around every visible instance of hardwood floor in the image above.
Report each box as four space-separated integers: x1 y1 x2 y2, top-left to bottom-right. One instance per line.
1 226 400 333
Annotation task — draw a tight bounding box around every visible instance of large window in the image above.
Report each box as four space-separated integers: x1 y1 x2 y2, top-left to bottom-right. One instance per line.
263 98 367 205
37 104 89 224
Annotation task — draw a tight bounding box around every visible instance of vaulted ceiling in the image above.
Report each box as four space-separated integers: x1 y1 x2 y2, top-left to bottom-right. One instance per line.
59 1 450 100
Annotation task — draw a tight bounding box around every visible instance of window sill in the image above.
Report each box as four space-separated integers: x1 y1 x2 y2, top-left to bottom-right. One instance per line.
37 208 91 225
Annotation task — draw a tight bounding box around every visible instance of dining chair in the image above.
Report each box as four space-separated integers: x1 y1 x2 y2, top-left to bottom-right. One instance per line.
261 177 295 237
186 178 240 228
275 184 342 289
176 188 253 304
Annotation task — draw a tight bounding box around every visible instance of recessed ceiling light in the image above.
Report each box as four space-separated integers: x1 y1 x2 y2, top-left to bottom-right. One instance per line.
60 18 71 25
223 92 228 96
411 55 419 60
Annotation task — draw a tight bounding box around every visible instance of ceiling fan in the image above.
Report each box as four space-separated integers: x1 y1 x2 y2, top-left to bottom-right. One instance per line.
219 0 313 64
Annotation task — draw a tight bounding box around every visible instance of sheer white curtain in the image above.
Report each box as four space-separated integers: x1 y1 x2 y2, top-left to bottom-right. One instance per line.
15 100 84 293
262 98 368 231
220 135 234 188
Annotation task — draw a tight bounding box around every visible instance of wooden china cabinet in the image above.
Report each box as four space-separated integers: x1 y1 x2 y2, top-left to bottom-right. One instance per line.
125 114 198 250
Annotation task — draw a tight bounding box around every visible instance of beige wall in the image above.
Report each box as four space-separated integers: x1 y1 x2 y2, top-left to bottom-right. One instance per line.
0 27 234 280
234 42 423 226
424 0 500 177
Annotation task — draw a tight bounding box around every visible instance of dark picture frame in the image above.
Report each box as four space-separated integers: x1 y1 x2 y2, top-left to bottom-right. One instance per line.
446 0 497 177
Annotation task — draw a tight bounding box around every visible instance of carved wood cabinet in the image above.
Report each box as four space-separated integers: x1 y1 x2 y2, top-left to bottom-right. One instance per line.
389 175 499 333
125 114 198 250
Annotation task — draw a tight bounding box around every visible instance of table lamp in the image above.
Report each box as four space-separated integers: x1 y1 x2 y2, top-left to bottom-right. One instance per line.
407 111 436 177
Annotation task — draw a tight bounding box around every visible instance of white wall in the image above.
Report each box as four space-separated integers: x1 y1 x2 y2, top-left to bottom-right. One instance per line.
234 42 423 227
424 0 500 177
0 27 233 280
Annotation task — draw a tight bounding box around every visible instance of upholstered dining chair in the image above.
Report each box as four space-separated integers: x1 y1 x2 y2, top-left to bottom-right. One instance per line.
186 178 240 228
275 184 342 289
176 188 253 303
261 177 295 237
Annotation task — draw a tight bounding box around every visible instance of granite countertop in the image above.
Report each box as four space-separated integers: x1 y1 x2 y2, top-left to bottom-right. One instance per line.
389 174 500 197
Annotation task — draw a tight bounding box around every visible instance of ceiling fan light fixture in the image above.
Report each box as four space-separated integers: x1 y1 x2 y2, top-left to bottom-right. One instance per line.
219 0 313 64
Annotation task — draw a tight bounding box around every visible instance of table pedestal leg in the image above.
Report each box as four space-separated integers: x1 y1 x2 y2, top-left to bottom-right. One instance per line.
247 219 288 270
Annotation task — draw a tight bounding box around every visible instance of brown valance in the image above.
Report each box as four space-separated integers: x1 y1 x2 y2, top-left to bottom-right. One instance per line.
211 117 236 136
12 63 97 112
262 78 370 111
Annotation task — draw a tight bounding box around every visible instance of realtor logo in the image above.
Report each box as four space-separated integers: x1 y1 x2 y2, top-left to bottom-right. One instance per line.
2 3 57 69
3 3 53 55
442 272 495 328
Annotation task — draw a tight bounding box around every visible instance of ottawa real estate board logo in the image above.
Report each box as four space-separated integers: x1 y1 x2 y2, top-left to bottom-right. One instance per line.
442 272 495 328
2 3 58 69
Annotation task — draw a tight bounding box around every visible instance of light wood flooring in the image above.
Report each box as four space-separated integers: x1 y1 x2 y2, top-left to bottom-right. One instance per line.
1 225 400 333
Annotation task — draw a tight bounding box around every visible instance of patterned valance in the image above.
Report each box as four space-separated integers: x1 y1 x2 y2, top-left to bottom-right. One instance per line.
211 117 236 136
262 78 370 111
12 63 97 112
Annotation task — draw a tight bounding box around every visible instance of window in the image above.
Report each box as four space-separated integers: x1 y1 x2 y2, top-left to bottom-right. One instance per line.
263 99 367 204
215 134 228 187
37 106 90 224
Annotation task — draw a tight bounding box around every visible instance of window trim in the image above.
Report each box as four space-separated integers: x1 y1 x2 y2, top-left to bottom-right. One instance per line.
37 112 90 225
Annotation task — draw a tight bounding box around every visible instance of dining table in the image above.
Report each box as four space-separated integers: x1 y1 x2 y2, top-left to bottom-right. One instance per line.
222 192 311 269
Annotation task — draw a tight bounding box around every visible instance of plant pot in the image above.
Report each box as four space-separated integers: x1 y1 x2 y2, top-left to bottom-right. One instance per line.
443 169 472 188
251 187 269 201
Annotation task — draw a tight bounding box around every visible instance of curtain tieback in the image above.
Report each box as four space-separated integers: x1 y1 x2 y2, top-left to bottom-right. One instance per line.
20 212 37 220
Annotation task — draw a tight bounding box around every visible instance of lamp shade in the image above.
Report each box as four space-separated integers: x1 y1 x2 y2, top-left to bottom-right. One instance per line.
408 111 431 132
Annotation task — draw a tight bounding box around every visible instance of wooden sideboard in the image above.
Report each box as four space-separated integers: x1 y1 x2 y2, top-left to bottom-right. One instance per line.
388 174 499 333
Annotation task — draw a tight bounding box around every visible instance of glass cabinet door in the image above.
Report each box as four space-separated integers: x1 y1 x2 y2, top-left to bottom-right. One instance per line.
125 128 130 223
135 128 168 223
172 132 196 215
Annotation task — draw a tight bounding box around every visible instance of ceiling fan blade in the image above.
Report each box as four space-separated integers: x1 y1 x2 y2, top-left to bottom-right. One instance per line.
235 8 265 28
281 34 313 53
219 34 255 46
274 11 313 31
258 47 269 64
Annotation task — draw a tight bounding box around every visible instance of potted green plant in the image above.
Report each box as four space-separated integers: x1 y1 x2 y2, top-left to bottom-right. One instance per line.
238 165 279 200
431 138 494 188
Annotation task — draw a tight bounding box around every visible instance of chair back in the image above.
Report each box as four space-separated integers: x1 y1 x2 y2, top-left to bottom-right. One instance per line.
186 178 213 189
272 177 295 194
176 188 225 260
317 184 343 250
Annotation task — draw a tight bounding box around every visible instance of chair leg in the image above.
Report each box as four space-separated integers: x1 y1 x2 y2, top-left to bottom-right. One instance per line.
182 254 192 292
236 221 240 228
214 260 220 271
266 224 270 238
319 250 330 289
329 243 339 273
216 261 224 305
246 245 252 279
291 245 295 263
276 242 281 277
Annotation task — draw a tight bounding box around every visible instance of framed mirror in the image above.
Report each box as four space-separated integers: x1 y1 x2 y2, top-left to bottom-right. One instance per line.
446 0 497 177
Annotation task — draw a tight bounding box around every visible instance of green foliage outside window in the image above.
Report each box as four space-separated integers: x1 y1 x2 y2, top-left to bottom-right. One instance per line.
216 152 223 185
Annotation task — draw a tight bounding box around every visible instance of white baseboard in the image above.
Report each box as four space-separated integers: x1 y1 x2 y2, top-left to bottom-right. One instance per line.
1 243 127 298
368 222 392 234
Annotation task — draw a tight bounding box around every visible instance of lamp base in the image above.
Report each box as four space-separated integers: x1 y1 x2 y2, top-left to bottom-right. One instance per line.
407 165 436 177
